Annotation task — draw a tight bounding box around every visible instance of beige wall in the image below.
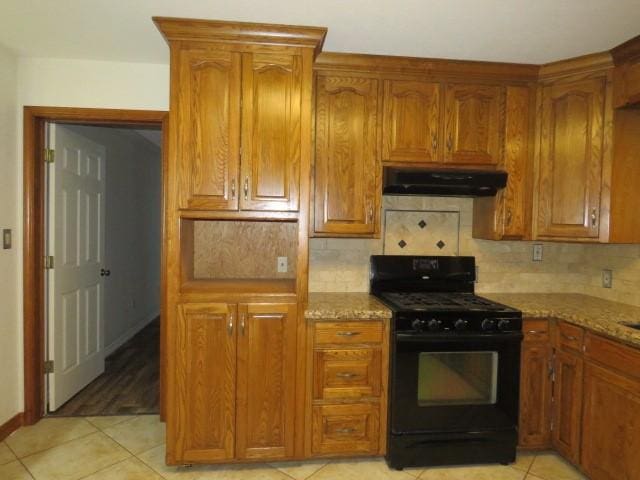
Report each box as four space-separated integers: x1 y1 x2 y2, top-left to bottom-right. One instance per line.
0 45 20 425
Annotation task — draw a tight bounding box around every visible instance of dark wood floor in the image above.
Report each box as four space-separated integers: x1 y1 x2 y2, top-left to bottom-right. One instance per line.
49 318 160 416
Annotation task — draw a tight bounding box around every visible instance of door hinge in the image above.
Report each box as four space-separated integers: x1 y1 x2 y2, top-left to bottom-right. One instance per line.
44 360 54 374
44 255 54 269
44 148 55 163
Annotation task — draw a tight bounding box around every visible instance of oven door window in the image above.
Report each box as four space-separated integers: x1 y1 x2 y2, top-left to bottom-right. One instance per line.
417 351 498 406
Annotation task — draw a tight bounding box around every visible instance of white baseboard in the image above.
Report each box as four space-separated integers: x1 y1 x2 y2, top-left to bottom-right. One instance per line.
104 311 159 357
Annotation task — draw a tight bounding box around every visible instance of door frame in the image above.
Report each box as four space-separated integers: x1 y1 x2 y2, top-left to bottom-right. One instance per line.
23 106 168 425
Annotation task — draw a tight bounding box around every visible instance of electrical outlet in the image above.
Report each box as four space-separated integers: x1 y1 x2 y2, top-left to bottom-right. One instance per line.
2 229 11 249
277 256 288 273
602 269 613 288
532 244 543 262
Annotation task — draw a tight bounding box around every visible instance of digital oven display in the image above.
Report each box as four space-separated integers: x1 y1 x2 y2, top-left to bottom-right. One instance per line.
412 259 439 271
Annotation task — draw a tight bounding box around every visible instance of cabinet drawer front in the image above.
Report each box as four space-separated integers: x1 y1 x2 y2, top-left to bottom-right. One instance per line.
313 349 381 400
523 319 550 343
557 322 584 353
314 322 383 345
585 332 640 382
311 403 380 456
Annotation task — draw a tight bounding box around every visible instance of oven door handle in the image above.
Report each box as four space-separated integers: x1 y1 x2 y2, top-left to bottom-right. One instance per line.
395 332 523 344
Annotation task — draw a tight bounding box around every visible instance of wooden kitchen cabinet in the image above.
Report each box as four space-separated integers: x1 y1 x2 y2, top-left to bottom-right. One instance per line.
174 302 297 463
313 75 380 236
382 80 441 163
535 75 608 240
519 319 552 448
611 34 640 108
552 348 583 465
443 83 504 165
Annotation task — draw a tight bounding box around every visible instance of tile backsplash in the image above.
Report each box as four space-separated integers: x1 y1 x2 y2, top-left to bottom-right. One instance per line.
309 196 640 307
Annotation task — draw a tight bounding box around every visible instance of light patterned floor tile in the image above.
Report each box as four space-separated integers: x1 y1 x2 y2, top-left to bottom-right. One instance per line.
5 417 97 458
0 460 34 479
269 459 328 479
0 441 17 465
138 444 292 479
103 415 165 454
529 453 585 480
21 431 130 480
524 475 544 480
82 457 164 479
85 416 136 431
512 452 536 473
307 458 416 480
418 464 526 480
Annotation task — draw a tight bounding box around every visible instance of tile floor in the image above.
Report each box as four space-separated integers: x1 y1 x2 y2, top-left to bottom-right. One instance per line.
1 416 587 480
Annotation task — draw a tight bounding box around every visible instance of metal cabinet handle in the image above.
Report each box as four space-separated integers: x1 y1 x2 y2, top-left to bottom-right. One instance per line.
432 134 438 151
505 209 512 227
244 177 249 201
446 134 453 152
240 313 246 336
228 313 234 336
368 204 374 223
336 372 358 379
334 428 356 434
591 208 597 227
336 331 361 337
527 330 545 335
562 334 577 341
231 178 236 199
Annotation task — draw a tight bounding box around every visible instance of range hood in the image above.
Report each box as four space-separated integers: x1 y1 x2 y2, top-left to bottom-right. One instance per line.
383 167 508 197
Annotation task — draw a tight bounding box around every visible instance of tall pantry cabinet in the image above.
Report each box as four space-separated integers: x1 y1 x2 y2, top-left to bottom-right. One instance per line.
154 17 326 465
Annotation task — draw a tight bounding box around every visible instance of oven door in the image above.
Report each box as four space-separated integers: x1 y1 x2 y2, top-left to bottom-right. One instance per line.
391 331 522 435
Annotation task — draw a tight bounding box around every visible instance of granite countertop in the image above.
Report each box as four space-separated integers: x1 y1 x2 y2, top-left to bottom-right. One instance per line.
484 293 640 348
305 293 392 320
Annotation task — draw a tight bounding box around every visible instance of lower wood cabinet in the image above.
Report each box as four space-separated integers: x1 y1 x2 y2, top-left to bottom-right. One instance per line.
551 348 583 465
311 403 380 455
170 302 297 463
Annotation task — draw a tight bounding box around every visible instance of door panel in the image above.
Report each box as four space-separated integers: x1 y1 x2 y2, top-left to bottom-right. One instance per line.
537 77 606 238
382 80 441 162
519 343 552 448
552 349 583 465
174 303 236 462
236 303 297 459
241 53 301 211
443 84 503 165
48 124 106 411
177 48 241 211
314 75 379 234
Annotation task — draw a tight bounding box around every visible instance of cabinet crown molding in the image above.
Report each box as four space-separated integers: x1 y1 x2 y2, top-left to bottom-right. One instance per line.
538 51 613 81
611 34 640 66
153 17 327 57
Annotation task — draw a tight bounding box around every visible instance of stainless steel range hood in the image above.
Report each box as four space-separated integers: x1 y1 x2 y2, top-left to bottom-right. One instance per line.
382 167 508 197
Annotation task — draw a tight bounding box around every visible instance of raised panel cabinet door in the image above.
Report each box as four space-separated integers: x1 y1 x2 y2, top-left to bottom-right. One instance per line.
382 80 441 163
176 48 241 211
314 75 379 235
582 363 640 480
443 84 504 165
240 53 302 212
537 77 606 238
236 303 297 460
172 303 237 463
552 349 583 466
519 343 552 448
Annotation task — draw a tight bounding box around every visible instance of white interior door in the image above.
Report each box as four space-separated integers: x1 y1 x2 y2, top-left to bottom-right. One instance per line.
47 123 107 411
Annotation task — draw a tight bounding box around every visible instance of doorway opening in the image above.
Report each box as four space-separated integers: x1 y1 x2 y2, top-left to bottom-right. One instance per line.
23 107 167 425
44 123 162 416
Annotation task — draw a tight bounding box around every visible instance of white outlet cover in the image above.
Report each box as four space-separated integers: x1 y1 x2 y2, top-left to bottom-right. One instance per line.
532 244 543 262
277 256 288 273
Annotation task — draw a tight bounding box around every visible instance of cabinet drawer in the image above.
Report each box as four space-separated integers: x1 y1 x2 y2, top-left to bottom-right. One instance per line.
313 349 381 400
311 403 379 456
523 319 550 343
557 322 584 353
585 332 640 382
314 322 383 345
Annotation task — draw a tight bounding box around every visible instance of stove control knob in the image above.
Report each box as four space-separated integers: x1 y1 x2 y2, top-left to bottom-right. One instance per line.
411 319 425 331
427 318 443 332
454 319 469 331
481 318 497 331
498 319 512 331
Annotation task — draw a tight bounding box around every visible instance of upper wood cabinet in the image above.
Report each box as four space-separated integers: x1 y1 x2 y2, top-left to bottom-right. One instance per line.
382 80 441 163
313 75 380 236
443 84 504 165
536 76 607 240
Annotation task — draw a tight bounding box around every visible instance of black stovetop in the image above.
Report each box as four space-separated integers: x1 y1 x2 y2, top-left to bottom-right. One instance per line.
378 291 518 314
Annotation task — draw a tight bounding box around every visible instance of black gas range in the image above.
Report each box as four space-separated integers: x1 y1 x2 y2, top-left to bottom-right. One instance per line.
370 255 523 470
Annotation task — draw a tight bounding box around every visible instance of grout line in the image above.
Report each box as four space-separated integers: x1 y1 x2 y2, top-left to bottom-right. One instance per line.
74 456 134 480
84 415 137 431
8 427 99 460
16 457 36 480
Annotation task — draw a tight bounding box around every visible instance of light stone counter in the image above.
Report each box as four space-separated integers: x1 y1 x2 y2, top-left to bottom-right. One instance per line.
305 293 392 321
484 293 640 348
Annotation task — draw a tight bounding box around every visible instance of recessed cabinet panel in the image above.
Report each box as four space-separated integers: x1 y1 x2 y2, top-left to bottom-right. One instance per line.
552 349 583 465
519 343 552 447
241 53 301 211
443 84 504 165
177 49 241 211
176 303 237 462
537 77 606 239
382 80 441 163
314 75 379 235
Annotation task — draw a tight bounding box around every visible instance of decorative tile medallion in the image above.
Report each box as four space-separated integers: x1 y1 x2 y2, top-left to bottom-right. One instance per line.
384 210 459 255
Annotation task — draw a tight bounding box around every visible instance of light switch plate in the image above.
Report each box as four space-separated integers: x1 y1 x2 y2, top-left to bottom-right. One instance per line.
532 244 543 262
602 269 613 288
2 229 11 249
277 256 288 273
